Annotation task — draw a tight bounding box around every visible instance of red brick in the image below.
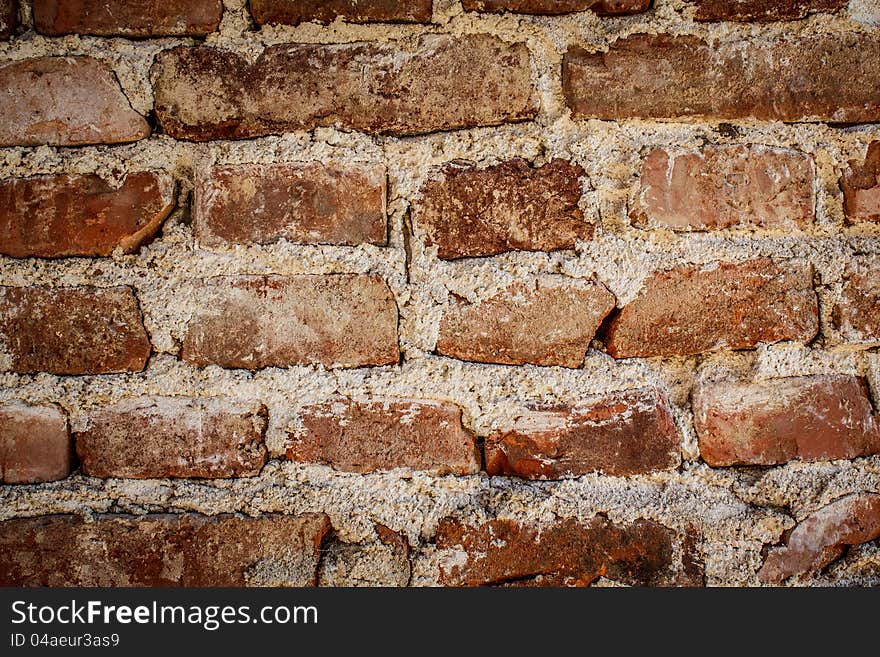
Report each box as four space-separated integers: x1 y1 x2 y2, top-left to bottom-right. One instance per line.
436 277 614 367
76 397 268 479
0 402 70 484
632 146 815 231
0 57 150 147
759 493 880 583
0 286 151 375
841 141 880 224
414 159 591 260
563 34 880 123
152 36 536 140
436 516 684 586
0 513 330 586
181 275 398 370
288 398 480 474
486 388 681 479
605 259 818 358
694 375 880 467
463 0 650 14
0 0 16 39
691 0 846 21
0 173 175 258
194 163 386 248
832 257 880 342
33 0 222 36
250 0 432 24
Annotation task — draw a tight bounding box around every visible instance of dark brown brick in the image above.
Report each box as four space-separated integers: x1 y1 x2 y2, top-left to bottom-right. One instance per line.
563 33 880 123
841 141 880 224
0 173 175 258
0 402 71 484
0 57 150 147
463 0 650 14
605 259 818 358
33 0 222 36
691 0 846 21
832 257 880 342
0 513 331 586
694 375 880 466
181 275 398 370
194 163 386 248
0 286 151 375
152 36 536 140
414 159 591 260
486 388 681 478
287 398 480 474
76 397 268 479
0 0 16 39
250 0 432 24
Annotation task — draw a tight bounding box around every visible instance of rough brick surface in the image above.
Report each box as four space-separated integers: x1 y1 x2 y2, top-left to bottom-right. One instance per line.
485 388 681 478
832 257 880 343
563 34 880 123
153 35 535 140
414 159 591 259
0 513 331 586
759 494 880 583
605 259 818 358
841 141 880 224
694 375 880 467
436 516 683 586
0 402 70 484
462 0 650 14
182 275 398 369
33 0 222 36
632 146 815 231
0 173 175 258
436 277 614 367
0 0 15 38
0 57 150 147
194 163 386 248
691 0 846 21
76 397 268 479
0 286 151 375
288 398 480 474
250 0 433 24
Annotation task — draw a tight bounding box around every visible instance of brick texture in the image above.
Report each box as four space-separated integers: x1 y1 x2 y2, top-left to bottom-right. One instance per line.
0 286 151 375
287 398 480 474
0 402 70 484
0 57 150 147
605 259 818 358
414 159 591 259
152 35 536 140
0 173 175 258
194 162 386 248
841 142 880 224
486 388 681 478
0 0 15 38
694 375 880 466
563 34 880 123
33 0 222 36
463 0 650 14
0 513 331 586
250 0 433 24
832 257 880 343
76 397 268 479
181 275 399 369
691 0 847 21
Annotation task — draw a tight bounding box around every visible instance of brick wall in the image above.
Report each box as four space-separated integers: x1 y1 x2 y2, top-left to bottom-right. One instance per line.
1 0 879 587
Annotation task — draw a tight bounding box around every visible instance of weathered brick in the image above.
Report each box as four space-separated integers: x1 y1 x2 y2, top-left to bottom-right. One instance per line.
415 159 591 260
0 286 151 375
694 375 880 467
0 57 150 147
563 34 880 123
152 35 536 140
0 402 70 484
194 163 386 248
33 0 222 36
250 0 432 24
691 0 846 21
0 0 16 39
436 277 614 367
841 141 880 224
288 398 480 475
0 173 175 258
632 146 815 231
436 516 683 586
759 493 880 583
486 388 680 479
605 259 818 358
76 397 267 479
462 0 650 14
832 257 880 342
182 275 398 369
0 513 330 586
